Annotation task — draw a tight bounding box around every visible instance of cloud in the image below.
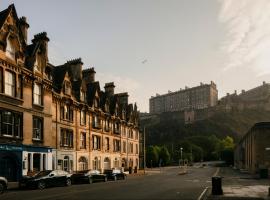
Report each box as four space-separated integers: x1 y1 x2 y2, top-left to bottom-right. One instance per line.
218 0 270 76
48 41 67 65
96 72 141 106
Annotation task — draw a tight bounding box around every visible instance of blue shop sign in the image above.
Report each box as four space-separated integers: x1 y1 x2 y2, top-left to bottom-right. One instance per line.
0 144 23 151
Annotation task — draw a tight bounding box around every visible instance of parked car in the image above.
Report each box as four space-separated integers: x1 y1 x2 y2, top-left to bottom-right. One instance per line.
0 177 8 194
71 170 107 184
103 169 127 181
19 170 72 190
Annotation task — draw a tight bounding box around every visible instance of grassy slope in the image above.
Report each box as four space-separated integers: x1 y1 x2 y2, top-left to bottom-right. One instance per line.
140 109 270 146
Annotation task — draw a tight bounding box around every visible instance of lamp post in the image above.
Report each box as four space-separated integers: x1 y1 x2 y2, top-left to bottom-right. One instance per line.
144 126 146 174
180 147 183 166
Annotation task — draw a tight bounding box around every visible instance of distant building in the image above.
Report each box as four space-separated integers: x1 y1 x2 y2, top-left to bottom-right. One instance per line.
219 81 270 111
149 81 218 114
234 122 270 174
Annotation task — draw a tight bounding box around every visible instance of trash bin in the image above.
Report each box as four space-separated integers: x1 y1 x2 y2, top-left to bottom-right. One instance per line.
129 167 133 174
134 166 138 173
260 169 268 179
212 176 223 195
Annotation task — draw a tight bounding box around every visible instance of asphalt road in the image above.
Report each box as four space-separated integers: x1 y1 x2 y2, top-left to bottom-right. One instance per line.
2 166 217 200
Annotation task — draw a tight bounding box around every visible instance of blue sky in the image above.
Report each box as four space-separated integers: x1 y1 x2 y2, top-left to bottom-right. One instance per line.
2 0 270 112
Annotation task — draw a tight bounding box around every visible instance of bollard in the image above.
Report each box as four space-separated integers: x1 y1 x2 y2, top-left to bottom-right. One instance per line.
212 176 223 195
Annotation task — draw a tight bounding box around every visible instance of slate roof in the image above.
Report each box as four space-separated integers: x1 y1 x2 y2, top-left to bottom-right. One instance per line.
86 81 100 107
0 5 11 30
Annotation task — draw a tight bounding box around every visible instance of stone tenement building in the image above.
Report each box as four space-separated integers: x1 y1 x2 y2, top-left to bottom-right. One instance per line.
0 4 139 181
219 81 270 111
149 81 218 114
234 122 270 174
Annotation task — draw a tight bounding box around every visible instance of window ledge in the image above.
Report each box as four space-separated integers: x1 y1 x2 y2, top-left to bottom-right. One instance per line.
32 104 44 110
0 94 23 105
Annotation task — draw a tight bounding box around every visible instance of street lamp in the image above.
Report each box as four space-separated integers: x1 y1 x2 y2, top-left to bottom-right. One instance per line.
179 147 183 167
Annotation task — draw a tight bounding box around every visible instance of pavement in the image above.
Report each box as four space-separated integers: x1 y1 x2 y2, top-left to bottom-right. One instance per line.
205 167 270 200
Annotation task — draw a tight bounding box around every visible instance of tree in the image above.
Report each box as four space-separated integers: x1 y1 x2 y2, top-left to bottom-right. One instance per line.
159 146 170 166
146 146 159 167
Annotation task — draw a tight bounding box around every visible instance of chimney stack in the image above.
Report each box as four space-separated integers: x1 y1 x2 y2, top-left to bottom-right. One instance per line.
82 67 96 84
104 82 115 96
19 16 29 43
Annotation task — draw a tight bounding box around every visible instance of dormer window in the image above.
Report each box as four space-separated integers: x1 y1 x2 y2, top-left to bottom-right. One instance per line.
34 58 41 72
80 90 86 102
94 98 99 108
6 37 15 60
105 103 109 113
64 81 71 95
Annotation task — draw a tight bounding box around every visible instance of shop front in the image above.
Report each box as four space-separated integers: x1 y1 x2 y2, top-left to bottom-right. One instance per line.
0 144 23 181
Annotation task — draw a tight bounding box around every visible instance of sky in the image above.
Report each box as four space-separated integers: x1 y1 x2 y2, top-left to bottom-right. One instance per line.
1 0 270 112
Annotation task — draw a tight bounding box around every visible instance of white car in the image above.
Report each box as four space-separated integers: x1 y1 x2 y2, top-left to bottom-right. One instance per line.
0 177 8 194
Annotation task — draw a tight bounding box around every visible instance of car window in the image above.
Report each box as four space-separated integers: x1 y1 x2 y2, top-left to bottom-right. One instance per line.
57 170 68 175
35 170 52 178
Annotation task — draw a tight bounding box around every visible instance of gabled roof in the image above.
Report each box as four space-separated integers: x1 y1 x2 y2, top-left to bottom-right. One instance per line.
0 4 27 47
0 5 11 30
52 64 68 93
25 32 49 70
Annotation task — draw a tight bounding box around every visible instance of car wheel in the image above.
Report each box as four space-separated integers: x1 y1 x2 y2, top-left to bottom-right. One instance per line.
88 177 93 184
113 176 117 181
37 181 46 190
0 182 5 194
104 177 107 182
66 178 71 186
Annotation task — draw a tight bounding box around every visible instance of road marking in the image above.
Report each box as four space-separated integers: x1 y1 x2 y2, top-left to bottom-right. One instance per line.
213 167 220 177
197 187 209 200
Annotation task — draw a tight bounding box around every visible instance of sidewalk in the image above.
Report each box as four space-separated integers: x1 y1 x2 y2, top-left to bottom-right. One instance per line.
206 167 270 200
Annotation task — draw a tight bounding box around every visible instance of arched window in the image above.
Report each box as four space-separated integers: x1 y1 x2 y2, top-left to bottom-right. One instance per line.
6 37 15 60
104 157 110 170
78 157 88 171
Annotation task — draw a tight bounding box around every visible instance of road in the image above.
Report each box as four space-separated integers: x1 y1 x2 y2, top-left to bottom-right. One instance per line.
2 166 217 200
